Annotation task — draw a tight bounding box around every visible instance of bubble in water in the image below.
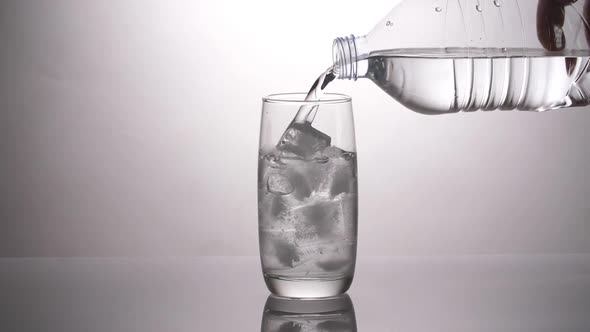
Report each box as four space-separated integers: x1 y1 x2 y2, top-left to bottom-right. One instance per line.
435 6 442 12
493 0 501 7
475 4 482 12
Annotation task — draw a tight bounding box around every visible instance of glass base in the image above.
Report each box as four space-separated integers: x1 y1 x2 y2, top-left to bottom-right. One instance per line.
264 274 353 298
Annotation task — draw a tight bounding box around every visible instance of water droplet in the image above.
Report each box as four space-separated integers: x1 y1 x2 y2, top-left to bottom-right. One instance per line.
493 0 501 7
435 6 442 12
476 4 482 12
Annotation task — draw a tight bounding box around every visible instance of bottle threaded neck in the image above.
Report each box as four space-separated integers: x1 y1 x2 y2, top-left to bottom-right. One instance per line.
333 35 358 80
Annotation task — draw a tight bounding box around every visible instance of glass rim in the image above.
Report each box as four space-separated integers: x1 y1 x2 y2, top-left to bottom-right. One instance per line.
263 93 352 105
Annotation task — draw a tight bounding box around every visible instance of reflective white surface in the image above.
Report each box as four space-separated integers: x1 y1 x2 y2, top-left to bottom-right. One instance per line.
1 255 589 331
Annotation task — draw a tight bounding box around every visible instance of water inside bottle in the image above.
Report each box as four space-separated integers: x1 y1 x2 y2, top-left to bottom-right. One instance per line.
278 47 590 130
366 48 590 114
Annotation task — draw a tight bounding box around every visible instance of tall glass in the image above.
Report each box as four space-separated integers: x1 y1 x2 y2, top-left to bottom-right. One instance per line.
258 93 358 298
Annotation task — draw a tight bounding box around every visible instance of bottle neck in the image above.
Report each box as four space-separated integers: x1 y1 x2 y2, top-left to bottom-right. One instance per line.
332 35 368 80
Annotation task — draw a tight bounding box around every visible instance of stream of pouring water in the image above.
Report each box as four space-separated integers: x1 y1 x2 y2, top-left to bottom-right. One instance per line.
277 66 337 146
294 66 338 123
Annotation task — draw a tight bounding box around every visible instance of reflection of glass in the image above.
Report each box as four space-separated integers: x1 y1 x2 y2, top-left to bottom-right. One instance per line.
261 294 357 332
258 93 358 298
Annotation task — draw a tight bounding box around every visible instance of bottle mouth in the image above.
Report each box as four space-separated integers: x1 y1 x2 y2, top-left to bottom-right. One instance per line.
333 35 358 80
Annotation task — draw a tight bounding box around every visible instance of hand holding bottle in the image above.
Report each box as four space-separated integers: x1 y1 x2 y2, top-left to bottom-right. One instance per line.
537 0 590 51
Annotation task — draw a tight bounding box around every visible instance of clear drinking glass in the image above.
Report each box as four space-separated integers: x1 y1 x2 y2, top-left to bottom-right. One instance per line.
258 93 358 298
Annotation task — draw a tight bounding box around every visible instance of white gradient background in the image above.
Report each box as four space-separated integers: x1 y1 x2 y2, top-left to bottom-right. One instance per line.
0 0 589 256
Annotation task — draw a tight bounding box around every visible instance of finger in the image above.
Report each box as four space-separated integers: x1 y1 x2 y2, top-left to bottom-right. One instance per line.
537 0 567 51
553 0 577 5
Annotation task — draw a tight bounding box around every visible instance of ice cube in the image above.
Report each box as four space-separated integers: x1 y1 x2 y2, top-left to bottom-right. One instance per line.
302 201 340 237
277 322 302 332
330 164 356 197
316 258 352 272
270 195 288 218
308 156 356 197
267 173 293 195
300 195 356 273
260 232 300 269
278 122 331 159
309 146 343 164
315 238 355 273
258 195 280 229
292 199 344 239
258 191 301 232
316 320 353 332
294 237 353 273
287 169 313 200
322 146 345 159
272 238 300 268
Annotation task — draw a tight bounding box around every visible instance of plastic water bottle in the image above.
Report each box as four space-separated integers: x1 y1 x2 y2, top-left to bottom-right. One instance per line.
332 0 590 114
